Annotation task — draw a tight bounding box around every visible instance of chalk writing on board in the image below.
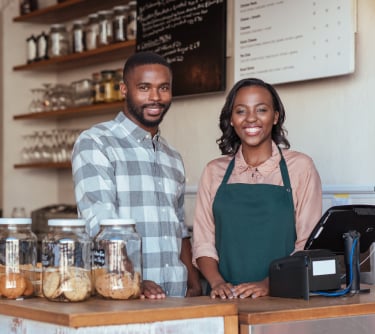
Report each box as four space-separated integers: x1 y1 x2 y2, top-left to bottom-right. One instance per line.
234 0 355 84
137 0 227 96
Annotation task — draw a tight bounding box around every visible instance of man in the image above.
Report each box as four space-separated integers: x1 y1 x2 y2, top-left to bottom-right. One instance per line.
72 51 201 298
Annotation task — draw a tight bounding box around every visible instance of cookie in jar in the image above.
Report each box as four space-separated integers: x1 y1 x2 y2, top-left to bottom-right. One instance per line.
92 219 142 299
41 219 92 302
0 218 37 299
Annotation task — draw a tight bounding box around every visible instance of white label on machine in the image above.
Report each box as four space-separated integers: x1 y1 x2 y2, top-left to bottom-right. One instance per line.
312 259 336 276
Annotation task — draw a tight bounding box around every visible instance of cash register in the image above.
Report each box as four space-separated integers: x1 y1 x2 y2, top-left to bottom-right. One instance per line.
269 205 375 299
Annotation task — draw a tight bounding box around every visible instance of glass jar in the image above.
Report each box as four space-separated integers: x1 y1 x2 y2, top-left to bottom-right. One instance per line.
127 1 137 41
36 31 49 61
114 68 124 101
92 72 104 103
41 219 92 302
26 34 37 63
72 20 85 53
92 219 142 300
113 5 128 42
48 24 69 58
98 10 114 46
0 218 38 299
85 13 99 51
101 70 116 103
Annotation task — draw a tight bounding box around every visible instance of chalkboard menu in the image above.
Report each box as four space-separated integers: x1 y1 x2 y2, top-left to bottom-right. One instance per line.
136 0 227 97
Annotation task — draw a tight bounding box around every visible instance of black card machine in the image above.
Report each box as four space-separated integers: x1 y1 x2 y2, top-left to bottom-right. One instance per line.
269 249 341 300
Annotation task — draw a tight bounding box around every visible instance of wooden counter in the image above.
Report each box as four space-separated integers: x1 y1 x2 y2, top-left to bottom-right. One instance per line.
0 296 238 333
237 285 375 334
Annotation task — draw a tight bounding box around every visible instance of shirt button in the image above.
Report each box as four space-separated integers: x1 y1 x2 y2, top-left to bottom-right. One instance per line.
165 263 169 268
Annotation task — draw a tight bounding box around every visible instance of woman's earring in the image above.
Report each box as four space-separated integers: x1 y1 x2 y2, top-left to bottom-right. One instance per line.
230 122 233 126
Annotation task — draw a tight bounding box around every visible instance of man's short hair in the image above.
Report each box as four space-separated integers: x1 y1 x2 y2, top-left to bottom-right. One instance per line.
123 51 172 83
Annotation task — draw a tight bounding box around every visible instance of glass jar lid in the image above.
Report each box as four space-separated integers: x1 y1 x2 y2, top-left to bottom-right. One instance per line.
48 219 86 227
100 218 136 226
0 218 32 225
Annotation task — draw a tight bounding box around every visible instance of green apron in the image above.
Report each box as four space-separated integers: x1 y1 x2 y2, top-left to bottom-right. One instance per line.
212 148 296 284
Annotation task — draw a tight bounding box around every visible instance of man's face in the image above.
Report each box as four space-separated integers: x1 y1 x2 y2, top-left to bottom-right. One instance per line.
121 64 172 135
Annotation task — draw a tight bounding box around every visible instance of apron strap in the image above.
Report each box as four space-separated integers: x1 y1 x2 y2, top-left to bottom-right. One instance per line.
221 147 295 209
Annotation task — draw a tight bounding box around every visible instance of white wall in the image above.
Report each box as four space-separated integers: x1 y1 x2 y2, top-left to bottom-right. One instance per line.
1 1 375 219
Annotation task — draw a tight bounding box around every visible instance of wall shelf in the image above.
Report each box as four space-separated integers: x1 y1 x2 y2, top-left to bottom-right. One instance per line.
13 101 123 120
13 41 135 72
14 162 71 169
13 0 129 24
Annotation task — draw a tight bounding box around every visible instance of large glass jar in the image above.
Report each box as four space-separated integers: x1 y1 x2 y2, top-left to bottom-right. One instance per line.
0 218 38 299
48 24 69 58
41 219 92 302
92 219 142 300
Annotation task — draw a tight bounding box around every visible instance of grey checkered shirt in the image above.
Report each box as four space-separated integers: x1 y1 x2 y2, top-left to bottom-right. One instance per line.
72 112 188 296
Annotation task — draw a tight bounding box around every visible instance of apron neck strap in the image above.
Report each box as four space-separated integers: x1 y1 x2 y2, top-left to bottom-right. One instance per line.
221 146 292 190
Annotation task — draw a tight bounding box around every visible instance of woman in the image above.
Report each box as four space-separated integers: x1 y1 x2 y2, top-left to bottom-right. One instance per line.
192 78 322 299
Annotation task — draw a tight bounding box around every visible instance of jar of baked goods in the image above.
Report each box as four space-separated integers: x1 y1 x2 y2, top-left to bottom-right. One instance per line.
48 24 69 58
126 1 137 40
0 218 38 299
92 219 142 300
41 219 92 302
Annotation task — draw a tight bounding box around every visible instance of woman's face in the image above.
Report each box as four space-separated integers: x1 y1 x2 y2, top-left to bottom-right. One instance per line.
230 85 279 150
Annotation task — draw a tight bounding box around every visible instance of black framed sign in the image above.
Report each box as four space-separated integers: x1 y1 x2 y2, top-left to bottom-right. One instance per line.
136 0 227 97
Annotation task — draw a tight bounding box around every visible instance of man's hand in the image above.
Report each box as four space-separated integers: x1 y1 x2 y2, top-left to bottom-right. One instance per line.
141 280 166 299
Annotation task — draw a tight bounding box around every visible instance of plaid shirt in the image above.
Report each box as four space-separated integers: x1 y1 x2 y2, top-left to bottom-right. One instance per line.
72 112 188 296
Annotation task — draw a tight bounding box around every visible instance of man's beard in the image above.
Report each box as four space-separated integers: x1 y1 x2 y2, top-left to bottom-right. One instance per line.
126 95 171 128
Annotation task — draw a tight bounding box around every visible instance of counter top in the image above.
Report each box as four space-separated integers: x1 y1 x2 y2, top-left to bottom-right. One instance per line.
0 296 237 328
237 285 375 325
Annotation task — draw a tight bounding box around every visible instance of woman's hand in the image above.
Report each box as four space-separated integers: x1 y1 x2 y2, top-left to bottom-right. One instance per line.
231 277 269 299
141 280 166 299
210 281 236 299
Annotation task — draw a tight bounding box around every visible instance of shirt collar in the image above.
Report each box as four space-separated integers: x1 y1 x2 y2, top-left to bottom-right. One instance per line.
234 142 281 174
116 111 161 142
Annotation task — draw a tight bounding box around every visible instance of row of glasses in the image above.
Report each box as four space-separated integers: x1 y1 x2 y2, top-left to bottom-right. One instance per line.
20 129 82 163
28 84 74 113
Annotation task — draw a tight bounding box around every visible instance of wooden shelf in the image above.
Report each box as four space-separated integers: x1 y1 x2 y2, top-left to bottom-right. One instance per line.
13 41 135 72
13 0 130 24
14 101 123 120
14 162 71 169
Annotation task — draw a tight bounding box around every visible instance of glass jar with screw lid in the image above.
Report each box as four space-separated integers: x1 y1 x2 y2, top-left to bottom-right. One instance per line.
0 218 38 299
92 218 142 300
41 219 92 302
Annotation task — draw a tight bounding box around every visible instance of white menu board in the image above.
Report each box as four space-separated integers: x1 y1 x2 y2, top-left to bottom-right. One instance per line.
234 0 356 84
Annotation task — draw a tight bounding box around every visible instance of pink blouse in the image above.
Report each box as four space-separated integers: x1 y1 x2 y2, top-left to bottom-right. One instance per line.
192 142 322 265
